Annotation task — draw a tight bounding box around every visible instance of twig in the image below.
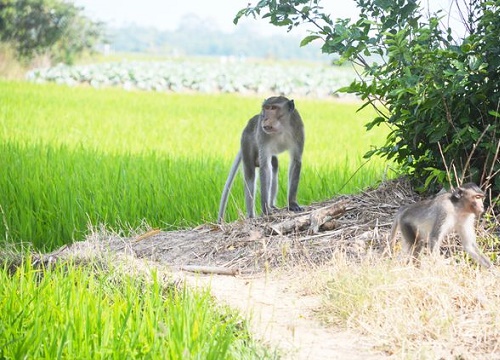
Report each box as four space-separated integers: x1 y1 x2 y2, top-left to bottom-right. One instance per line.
134 229 161 242
484 139 500 189
438 141 454 188
337 159 371 193
178 265 239 276
460 124 491 183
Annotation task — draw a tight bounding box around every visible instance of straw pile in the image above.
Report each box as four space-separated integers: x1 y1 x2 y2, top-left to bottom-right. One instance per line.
41 178 422 274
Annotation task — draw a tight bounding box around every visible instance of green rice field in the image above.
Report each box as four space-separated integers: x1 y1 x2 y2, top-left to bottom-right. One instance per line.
0 255 275 359
0 80 391 251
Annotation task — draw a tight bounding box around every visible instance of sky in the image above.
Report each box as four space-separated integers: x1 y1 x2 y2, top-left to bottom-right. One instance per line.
72 0 463 36
71 0 361 33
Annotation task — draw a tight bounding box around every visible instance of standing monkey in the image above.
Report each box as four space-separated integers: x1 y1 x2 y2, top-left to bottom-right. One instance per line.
389 182 492 268
217 96 304 223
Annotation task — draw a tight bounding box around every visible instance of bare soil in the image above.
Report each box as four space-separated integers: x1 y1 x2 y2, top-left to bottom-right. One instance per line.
42 178 420 359
184 270 389 359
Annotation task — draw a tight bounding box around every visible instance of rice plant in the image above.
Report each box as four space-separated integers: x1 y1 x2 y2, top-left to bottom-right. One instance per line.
0 256 276 359
0 80 390 250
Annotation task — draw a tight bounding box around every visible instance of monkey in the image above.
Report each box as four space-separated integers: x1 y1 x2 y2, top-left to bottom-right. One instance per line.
389 182 492 268
217 96 305 223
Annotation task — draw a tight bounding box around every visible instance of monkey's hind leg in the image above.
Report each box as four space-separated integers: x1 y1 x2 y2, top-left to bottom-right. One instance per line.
401 225 424 265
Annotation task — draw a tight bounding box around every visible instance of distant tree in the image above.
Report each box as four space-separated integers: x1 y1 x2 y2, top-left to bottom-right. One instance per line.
107 23 324 61
235 0 500 198
0 0 104 64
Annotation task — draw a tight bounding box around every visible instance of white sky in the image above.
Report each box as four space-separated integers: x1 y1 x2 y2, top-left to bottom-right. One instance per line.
72 1 357 33
72 0 463 35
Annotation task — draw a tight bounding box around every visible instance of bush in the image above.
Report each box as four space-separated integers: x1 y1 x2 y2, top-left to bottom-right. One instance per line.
236 0 500 199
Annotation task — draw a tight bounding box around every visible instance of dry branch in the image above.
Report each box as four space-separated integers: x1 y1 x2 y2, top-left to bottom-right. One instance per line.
178 265 239 276
134 229 161 242
269 200 348 235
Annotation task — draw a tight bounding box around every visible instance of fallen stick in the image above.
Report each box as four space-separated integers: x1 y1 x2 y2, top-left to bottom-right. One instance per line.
134 229 161 242
269 200 348 235
179 265 239 276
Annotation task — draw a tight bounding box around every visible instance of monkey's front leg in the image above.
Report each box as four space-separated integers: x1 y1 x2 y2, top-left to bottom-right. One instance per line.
465 242 493 268
287 157 303 212
457 221 492 268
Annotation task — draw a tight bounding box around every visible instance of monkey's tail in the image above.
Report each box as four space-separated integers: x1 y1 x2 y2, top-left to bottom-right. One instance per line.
387 211 402 257
388 221 399 255
217 151 242 223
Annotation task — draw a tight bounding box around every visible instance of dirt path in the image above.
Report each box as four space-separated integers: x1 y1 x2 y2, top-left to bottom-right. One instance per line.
184 271 387 359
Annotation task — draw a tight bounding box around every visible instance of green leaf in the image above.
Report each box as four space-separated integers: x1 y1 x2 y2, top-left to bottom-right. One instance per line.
488 110 500 118
300 35 320 47
365 116 386 130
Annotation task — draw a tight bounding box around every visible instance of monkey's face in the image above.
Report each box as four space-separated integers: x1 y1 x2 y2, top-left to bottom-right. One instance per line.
467 191 485 216
453 184 485 217
261 103 285 134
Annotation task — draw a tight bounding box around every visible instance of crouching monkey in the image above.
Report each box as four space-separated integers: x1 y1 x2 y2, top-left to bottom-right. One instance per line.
389 182 492 268
217 96 304 223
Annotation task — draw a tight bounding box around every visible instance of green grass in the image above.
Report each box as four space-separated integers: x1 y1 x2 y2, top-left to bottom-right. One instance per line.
0 143 218 244
0 80 391 250
0 256 275 359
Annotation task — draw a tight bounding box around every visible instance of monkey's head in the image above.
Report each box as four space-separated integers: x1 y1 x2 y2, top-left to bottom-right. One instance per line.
451 182 485 216
260 96 295 134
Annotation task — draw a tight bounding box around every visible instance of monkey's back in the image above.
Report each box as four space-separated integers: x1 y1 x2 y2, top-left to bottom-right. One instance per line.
401 193 457 238
241 115 260 167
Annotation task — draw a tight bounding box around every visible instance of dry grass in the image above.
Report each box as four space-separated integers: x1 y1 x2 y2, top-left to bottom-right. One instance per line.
314 254 500 359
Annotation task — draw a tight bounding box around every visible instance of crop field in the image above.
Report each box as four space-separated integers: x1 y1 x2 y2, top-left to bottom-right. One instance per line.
0 254 276 359
0 78 391 251
27 57 356 98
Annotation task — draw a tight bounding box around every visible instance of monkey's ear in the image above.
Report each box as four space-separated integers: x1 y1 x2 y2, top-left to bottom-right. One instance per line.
288 100 295 112
451 187 463 200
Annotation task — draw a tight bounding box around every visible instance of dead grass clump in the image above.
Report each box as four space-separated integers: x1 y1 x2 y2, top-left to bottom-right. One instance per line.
317 254 500 358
